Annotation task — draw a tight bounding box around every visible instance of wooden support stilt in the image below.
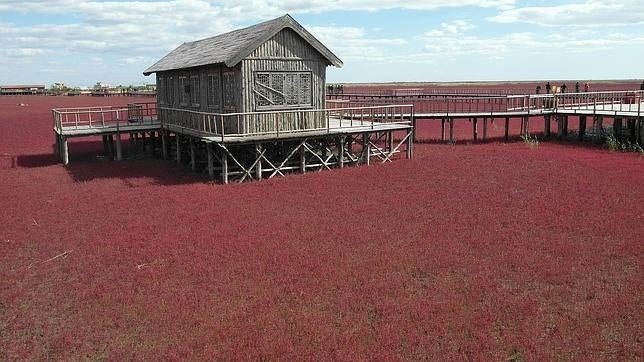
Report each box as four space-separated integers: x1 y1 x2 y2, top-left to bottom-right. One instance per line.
133 133 139 152
176 134 181 164
557 115 564 139
613 117 623 141
102 135 109 155
441 118 446 141
161 131 168 160
449 118 454 143
54 133 60 157
387 131 393 154
472 118 478 141
115 133 122 161
524 116 530 136
338 136 345 168
107 135 115 159
594 115 603 143
544 115 551 138
563 116 568 137
206 142 214 178
579 116 587 141
190 138 196 171
504 117 509 141
406 129 413 159
255 143 262 180
299 143 306 173
482 117 488 142
221 147 228 184
363 133 370 165
627 118 636 142
61 137 69 165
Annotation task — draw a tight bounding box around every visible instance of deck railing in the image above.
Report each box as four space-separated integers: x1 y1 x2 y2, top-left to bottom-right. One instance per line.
52 103 159 133
327 90 644 115
158 104 414 141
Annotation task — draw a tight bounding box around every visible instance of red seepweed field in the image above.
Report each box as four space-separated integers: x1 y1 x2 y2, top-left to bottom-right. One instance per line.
1 93 642 359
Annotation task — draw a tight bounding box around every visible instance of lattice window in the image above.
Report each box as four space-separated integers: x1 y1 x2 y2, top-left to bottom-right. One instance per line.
254 71 312 110
190 75 200 107
206 73 220 108
223 72 235 109
178 76 188 106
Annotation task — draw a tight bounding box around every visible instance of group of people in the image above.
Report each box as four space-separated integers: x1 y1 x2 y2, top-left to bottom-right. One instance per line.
536 81 589 94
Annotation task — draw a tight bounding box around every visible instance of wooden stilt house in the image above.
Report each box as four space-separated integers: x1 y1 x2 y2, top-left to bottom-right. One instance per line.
143 14 343 136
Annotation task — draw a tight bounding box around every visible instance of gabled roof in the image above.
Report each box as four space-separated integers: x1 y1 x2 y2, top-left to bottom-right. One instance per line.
143 14 343 75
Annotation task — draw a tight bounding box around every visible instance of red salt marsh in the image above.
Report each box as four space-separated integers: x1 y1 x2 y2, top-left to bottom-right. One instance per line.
1 95 642 360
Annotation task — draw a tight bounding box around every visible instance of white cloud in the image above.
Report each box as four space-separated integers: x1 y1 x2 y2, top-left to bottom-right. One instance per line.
489 0 644 26
307 25 407 61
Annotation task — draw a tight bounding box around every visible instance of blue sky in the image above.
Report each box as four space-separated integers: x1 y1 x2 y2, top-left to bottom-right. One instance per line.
1 0 643 87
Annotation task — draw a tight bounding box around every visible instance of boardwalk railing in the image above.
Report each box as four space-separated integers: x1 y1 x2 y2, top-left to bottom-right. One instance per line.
53 103 159 133
159 104 414 141
327 90 644 116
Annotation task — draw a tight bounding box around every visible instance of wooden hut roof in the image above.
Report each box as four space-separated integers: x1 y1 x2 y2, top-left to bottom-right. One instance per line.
143 14 343 75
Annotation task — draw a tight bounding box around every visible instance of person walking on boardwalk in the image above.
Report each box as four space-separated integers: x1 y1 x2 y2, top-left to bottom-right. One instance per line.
561 83 567 93
536 85 541 94
584 82 590 92
640 81 644 91
575 81 580 93
546 81 551 94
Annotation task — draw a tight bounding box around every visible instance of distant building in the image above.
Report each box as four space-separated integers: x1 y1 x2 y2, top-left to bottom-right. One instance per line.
0 84 45 95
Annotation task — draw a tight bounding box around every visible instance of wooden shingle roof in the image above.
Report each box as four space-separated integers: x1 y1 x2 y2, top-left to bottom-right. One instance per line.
143 14 343 75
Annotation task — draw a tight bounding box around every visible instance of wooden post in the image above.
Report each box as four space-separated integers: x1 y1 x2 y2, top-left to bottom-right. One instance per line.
176 134 181 164
161 131 168 160
524 116 530 136
190 138 196 171
115 132 122 161
449 118 454 143
441 118 446 141
102 135 109 155
299 142 306 173
482 117 488 142
563 115 568 137
613 117 623 141
54 133 60 157
387 131 393 154
406 129 413 159
472 118 478 141
338 136 345 168
579 115 587 141
255 143 262 180
61 137 69 165
594 115 603 143
206 143 214 178
363 133 370 165
504 117 509 141
221 148 228 184
627 118 636 142
557 115 563 139
107 135 115 159
133 133 139 152
544 115 551 138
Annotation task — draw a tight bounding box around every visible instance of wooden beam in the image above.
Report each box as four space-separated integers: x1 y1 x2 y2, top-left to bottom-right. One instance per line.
613 117 623 141
338 136 345 168
544 115 551 138
161 131 168 160
190 137 196 171
594 115 603 143
504 117 509 142
579 115 586 141
363 133 370 165
115 132 122 161
206 142 214 178
255 143 262 180
61 137 69 165
482 117 488 142
176 134 181 164
221 147 228 184
472 118 478 141
449 118 454 143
